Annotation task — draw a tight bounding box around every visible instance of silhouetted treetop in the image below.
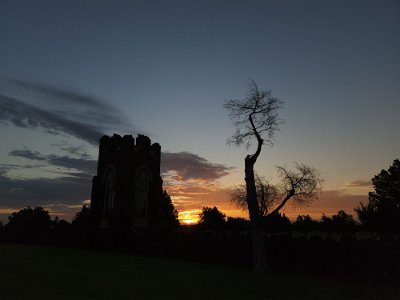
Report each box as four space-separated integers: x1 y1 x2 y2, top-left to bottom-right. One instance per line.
224 80 283 148
161 190 180 229
7 207 51 228
320 210 358 232
198 206 226 231
292 215 320 231
72 205 91 230
4 207 52 243
355 159 400 233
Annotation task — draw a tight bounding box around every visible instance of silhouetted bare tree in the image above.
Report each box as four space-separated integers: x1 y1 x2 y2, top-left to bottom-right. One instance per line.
225 80 282 272
225 81 322 271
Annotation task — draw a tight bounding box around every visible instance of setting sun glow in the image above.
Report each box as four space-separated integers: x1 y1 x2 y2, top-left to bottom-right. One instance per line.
178 209 201 225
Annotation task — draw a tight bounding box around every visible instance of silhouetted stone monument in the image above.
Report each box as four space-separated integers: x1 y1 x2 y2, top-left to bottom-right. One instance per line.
90 134 162 229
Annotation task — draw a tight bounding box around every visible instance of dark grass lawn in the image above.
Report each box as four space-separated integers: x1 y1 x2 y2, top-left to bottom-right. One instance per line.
0 243 398 300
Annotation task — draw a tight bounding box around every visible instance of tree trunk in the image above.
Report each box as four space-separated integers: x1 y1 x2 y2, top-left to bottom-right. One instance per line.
252 228 268 272
245 156 270 272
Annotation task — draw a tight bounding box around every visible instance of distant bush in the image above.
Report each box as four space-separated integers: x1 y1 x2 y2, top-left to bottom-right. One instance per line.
226 217 251 231
320 210 358 232
292 215 320 231
198 206 226 231
263 213 291 232
4 207 52 244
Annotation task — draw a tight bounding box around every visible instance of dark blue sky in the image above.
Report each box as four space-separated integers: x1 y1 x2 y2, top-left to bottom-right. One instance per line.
1 0 399 221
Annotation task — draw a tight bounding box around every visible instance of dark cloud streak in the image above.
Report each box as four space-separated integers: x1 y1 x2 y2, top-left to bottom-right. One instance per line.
9 148 97 175
1 149 95 209
9 148 233 181
0 174 91 208
161 151 234 181
0 79 133 145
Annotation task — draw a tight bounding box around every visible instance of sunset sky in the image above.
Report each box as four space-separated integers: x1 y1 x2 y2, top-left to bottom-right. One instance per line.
0 0 399 224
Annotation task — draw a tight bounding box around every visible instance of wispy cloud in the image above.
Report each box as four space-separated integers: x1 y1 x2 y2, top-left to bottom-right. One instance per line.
51 142 93 159
9 147 233 181
344 180 372 188
0 78 132 144
161 151 234 181
9 148 97 175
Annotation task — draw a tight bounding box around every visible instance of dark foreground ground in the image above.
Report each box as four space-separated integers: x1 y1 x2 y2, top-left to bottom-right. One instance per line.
0 243 399 300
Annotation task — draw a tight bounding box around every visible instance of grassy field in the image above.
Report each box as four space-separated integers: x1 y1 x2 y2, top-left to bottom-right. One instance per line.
0 243 398 300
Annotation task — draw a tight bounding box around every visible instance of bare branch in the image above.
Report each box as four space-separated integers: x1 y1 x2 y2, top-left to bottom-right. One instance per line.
230 173 279 217
276 163 324 207
224 80 283 152
230 164 323 217
229 184 248 210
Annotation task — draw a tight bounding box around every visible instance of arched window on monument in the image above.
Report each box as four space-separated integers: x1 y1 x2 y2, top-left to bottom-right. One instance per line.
134 167 151 222
102 166 116 224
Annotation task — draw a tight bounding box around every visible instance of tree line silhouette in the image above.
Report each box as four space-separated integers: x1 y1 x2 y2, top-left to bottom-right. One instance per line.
0 159 399 285
197 208 359 233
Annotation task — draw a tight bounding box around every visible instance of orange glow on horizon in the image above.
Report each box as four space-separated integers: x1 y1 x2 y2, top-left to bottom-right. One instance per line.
178 209 201 225
0 208 19 215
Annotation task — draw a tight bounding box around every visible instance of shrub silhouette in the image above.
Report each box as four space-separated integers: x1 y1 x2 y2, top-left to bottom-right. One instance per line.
5 207 52 243
198 206 226 230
